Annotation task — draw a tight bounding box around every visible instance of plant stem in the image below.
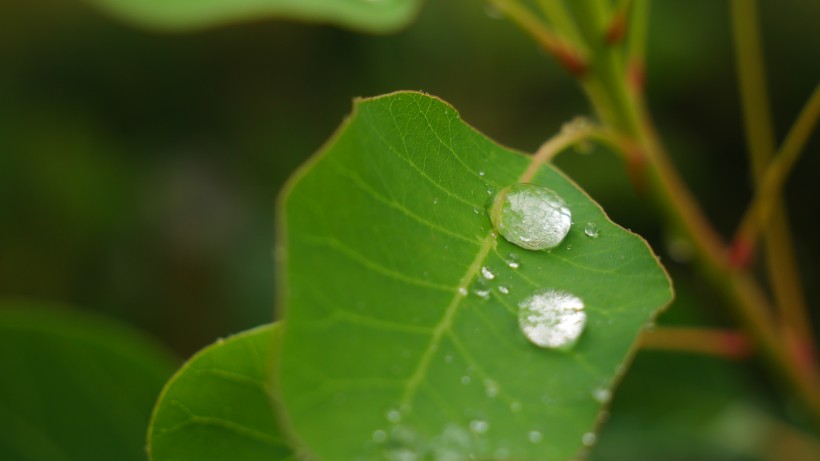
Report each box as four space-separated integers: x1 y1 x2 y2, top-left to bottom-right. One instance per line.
734 84 820 265
730 0 815 360
535 0 586 52
640 327 752 359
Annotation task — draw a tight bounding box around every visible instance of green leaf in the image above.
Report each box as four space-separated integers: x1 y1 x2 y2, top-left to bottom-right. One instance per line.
0 302 176 461
84 0 423 33
148 323 295 461
276 91 673 460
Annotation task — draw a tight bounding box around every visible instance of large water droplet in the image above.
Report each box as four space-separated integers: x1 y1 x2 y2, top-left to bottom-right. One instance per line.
518 289 586 349
489 184 572 251
584 222 599 238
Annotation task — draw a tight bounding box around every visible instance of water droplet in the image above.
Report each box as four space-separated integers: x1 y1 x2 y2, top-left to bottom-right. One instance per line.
458 287 468 296
510 401 522 412
480 266 495 280
433 197 439 205
386 408 402 423
484 379 499 398
486 187 494 196
473 288 490 300
460 375 471 385
528 430 543 443
473 208 480 215
582 432 597 446
373 429 387 443
469 420 489 434
518 289 586 349
584 222 599 238
592 387 611 403
506 253 520 269
489 184 572 251
498 285 510 295
478 170 486 176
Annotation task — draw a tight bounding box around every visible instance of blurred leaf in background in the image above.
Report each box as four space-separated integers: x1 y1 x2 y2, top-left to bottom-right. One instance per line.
0 302 176 461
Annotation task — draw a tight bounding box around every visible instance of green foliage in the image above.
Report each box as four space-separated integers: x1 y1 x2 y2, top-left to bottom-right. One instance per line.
0 302 176 461
149 324 294 461
84 0 422 33
276 91 673 460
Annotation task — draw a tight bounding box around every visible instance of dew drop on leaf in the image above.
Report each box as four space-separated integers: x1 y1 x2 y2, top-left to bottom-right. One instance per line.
469 420 489 434
518 289 586 349
386 408 402 423
584 222 599 238
373 429 387 443
592 387 611 403
497 285 510 295
528 430 543 444
489 184 572 251
582 432 597 447
480 266 495 280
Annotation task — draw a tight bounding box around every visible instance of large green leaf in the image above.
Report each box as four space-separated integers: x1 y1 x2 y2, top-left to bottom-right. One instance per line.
148 324 295 461
0 302 176 461
276 91 673 460
84 0 422 33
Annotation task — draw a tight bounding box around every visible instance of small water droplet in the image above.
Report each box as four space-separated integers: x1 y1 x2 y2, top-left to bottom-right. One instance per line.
582 432 597 446
489 184 572 251
518 289 586 349
473 208 480 215
433 197 439 205
469 420 489 434
473 288 490 300
386 409 402 423
484 379 499 398
510 401 522 412
498 285 510 295
480 266 495 280
486 186 494 196
584 222 599 238
528 430 543 443
478 170 486 176
458 287 468 296
506 253 521 269
460 375 471 385
373 429 387 443
444 354 453 363
592 387 611 403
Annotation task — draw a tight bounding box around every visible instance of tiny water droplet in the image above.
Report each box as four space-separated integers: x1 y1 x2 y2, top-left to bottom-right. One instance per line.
528 430 543 443
460 375 471 385
518 289 586 349
478 170 486 176
510 401 522 412
473 288 491 300
444 354 453 363
373 429 387 443
386 409 402 423
489 184 572 251
486 187 494 196
484 379 499 398
473 208 480 215
433 197 439 205
593 387 611 403
582 432 597 447
469 420 489 434
506 253 521 269
584 222 599 238
498 285 510 295
458 287 468 296
481 266 495 280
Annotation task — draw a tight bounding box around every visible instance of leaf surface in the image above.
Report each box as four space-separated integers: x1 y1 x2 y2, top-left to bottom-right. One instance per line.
84 0 422 33
149 324 294 461
277 91 673 460
0 302 176 461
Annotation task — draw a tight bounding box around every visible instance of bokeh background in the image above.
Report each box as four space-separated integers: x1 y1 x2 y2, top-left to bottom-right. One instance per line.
1 0 819 458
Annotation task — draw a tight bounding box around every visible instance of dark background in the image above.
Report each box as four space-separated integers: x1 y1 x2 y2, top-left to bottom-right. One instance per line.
1 0 817 362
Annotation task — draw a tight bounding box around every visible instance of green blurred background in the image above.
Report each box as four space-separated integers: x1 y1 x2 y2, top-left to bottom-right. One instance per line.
1 0 819 459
